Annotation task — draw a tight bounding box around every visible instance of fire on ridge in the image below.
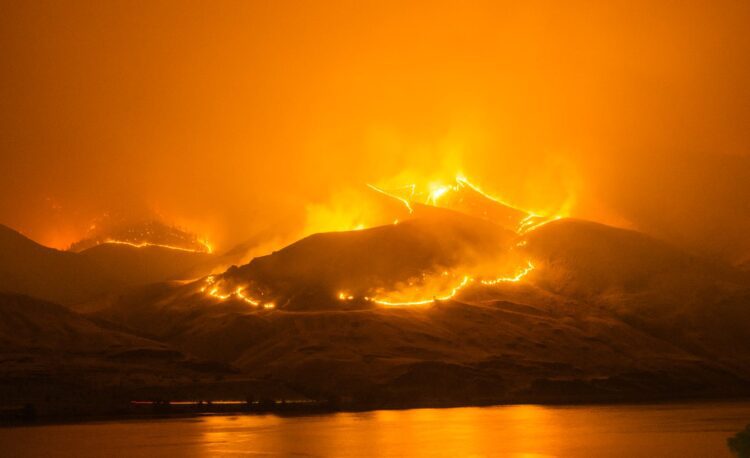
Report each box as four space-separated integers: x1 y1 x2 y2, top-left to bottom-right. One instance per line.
196 174 549 310
338 260 535 307
369 175 565 234
69 219 213 254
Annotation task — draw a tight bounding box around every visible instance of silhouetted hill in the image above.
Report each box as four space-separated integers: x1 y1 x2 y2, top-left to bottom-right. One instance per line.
68 219 210 253
77 243 213 286
0 225 119 304
521 218 750 370
522 218 731 296
0 292 163 351
0 224 216 304
0 293 298 418
218 212 516 309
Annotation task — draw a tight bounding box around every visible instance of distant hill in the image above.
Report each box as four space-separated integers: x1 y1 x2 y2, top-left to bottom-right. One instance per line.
68 219 211 253
219 211 516 309
77 243 214 287
0 224 214 304
521 218 750 368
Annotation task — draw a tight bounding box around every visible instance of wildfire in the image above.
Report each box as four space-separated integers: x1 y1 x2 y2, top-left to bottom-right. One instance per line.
338 261 535 307
427 183 458 205
517 215 562 234
367 174 567 234
193 174 553 311
200 275 274 309
478 261 535 284
366 183 415 213
98 239 214 253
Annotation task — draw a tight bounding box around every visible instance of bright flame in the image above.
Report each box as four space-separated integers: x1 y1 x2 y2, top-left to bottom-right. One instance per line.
366 183 414 213
341 261 535 307
236 287 260 306
369 275 473 306
98 239 213 253
479 261 535 285
200 276 274 309
455 175 509 205
367 174 568 234
427 184 456 205
518 215 563 234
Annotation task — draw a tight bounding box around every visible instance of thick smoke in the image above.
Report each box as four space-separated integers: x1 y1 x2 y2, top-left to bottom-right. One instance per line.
1 1 749 264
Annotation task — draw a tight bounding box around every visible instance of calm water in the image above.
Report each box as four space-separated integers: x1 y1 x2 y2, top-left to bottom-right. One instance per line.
1 401 749 457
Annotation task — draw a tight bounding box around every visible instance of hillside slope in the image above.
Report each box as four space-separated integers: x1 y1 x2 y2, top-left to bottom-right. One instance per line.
0 225 215 304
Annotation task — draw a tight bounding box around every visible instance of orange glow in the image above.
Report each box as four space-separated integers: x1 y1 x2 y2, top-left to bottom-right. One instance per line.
455 175 516 209
339 261 535 307
479 261 535 285
3 1 750 264
367 275 473 307
363 174 569 235
366 183 415 214
97 239 213 253
200 275 274 309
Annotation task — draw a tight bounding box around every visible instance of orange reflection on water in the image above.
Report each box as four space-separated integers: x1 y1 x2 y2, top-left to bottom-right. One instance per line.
2 402 747 457
193 403 748 457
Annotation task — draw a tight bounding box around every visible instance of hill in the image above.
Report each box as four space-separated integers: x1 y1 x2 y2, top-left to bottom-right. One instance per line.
0 293 298 418
0 225 215 304
218 212 517 309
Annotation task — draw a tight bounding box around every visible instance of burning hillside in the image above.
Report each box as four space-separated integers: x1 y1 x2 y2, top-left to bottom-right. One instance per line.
194 177 554 311
3 173 750 414
69 218 212 254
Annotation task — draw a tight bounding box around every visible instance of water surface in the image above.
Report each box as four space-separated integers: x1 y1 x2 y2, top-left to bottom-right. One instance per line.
2 401 749 457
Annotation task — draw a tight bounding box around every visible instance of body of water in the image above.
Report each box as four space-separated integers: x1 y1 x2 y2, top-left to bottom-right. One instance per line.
1 401 749 457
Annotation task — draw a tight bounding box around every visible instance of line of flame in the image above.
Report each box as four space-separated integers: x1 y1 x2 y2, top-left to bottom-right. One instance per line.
200 276 274 309
369 176 558 235
366 183 414 213
339 261 535 307
99 239 213 253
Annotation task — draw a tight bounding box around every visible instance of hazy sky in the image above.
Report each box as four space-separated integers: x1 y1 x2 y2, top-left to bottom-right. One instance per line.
2 1 749 261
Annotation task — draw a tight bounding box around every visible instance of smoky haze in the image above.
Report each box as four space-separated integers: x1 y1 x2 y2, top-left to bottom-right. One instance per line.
1 1 749 263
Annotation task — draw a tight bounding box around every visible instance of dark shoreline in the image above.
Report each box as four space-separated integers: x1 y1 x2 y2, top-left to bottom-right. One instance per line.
4 393 749 429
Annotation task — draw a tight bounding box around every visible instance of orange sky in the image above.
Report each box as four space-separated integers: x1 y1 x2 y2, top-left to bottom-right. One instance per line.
1 1 750 261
